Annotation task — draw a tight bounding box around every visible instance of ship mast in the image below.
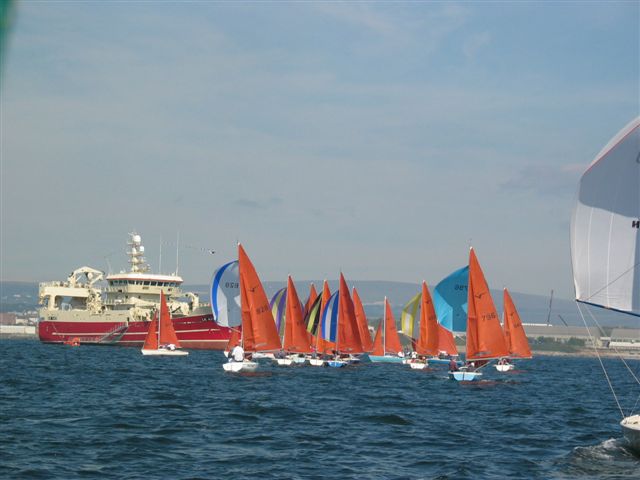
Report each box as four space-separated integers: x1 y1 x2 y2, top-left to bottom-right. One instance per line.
128 233 149 273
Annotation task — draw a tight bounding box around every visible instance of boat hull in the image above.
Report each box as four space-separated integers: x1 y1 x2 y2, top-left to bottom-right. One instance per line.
275 358 293 366
621 415 640 454
308 358 325 367
327 360 347 368
368 355 405 363
408 361 428 370
495 363 515 372
38 314 232 350
223 361 258 373
449 371 482 381
141 349 188 356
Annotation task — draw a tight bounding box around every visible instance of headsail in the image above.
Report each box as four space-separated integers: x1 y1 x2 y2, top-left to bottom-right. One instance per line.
503 288 532 359
433 265 469 332
211 260 241 327
283 276 312 353
353 287 373 352
571 117 640 316
415 282 439 356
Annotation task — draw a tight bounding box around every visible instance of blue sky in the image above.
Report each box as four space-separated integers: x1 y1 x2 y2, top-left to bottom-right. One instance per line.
1 1 638 299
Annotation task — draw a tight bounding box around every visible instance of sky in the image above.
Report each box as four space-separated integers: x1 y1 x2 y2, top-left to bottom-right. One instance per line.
1 1 638 299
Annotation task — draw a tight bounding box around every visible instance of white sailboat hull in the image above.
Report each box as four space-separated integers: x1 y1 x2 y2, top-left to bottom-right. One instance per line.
408 361 428 370
289 355 307 364
449 370 482 381
621 415 640 454
308 358 325 367
276 358 293 366
495 363 514 372
141 349 188 356
223 360 258 372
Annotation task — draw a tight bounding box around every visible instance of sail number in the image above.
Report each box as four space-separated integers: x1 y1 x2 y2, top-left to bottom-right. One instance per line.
225 282 239 289
454 284 468 291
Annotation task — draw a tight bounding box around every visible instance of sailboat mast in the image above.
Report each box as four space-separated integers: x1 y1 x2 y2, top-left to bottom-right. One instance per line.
157 302 161 349
383 297 387 356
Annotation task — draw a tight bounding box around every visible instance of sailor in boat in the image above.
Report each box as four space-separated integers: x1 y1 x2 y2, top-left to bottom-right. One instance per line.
230 344 245 363
497 357 511 367
449 358 459 372
160 343 177 351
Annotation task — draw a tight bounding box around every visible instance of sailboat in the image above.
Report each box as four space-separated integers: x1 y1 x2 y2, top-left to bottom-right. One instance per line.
304 280 334 366
495 288 532 372
141 292 189 356
571 117 640 452
352 287 374 353
449 248 509 381
407 282 439 369
319 274 364 367
369 297 404 363
275 276 312 366
222 244 281 372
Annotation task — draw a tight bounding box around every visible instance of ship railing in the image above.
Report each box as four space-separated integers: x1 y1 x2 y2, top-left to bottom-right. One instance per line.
97 323 129 344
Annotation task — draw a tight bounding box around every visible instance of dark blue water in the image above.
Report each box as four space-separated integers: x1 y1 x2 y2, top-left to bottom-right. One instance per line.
1 339 639 479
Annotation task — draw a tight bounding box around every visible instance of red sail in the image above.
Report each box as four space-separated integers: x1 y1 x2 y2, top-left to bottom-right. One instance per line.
158 292 180 347
352 287 373 352
238 244 281 352
415 282 439 356
283 276 313 353
142 313 159 350
383 298 403 355
225 328 241 352
466 248 509 360
503 288 532 359
437 324 458 356
304 283 319 316
336 273 363 354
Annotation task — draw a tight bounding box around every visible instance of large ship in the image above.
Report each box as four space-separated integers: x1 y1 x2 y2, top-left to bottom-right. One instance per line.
37 233 232 349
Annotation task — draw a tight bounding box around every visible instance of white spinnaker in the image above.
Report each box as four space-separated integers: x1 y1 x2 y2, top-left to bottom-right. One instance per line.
211 260 242 327
570 117 640 316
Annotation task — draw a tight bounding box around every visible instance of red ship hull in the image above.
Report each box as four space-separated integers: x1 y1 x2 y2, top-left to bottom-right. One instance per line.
38 313 232 350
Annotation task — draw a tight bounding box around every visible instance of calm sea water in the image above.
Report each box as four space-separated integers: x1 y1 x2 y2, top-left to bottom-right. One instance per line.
1 339 639 479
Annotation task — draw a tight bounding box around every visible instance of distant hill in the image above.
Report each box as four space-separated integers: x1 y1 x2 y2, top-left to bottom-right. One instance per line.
2 280 635 328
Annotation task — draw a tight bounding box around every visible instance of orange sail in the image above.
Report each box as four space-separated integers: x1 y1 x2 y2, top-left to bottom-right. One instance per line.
415 282 439 356
238 244 281 352
503 288 532 359
466 248 509 360
371 298 402 355
437 324 458 356
225 328 241 352
143 291 180 350
336 273 363 354
315 281 335 354
352 287 373 352
142 314 159 350
304 283 319 315
283 276 313 353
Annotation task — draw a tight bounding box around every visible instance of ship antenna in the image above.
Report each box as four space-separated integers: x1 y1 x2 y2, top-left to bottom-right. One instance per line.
175 231 180 275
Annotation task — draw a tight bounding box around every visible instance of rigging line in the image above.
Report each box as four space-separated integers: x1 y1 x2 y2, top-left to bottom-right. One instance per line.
584 306 640 387
577 302 625 418
582 260 640 304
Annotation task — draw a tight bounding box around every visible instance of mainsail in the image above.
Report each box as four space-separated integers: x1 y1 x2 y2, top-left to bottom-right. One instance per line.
415 282 439 356
282 276 312 353
571 117 640 316
503 288 532 359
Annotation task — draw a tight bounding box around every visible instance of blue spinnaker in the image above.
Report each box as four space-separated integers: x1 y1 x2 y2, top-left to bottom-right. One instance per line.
433 265 469 333
321 291 339 343
210 260 241 327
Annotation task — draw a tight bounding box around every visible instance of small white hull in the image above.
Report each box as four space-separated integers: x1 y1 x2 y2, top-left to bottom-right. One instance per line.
252 352 275 360
290 355 307 364
449 370 482 381
495 363 514 372
223 360 258 373
309 358 325 367
408 361 428 370
276 358 294 366
621 415 640 454
141 349 188 356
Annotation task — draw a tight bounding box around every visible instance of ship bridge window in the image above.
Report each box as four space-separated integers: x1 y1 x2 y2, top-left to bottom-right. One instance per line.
143 281 150 286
